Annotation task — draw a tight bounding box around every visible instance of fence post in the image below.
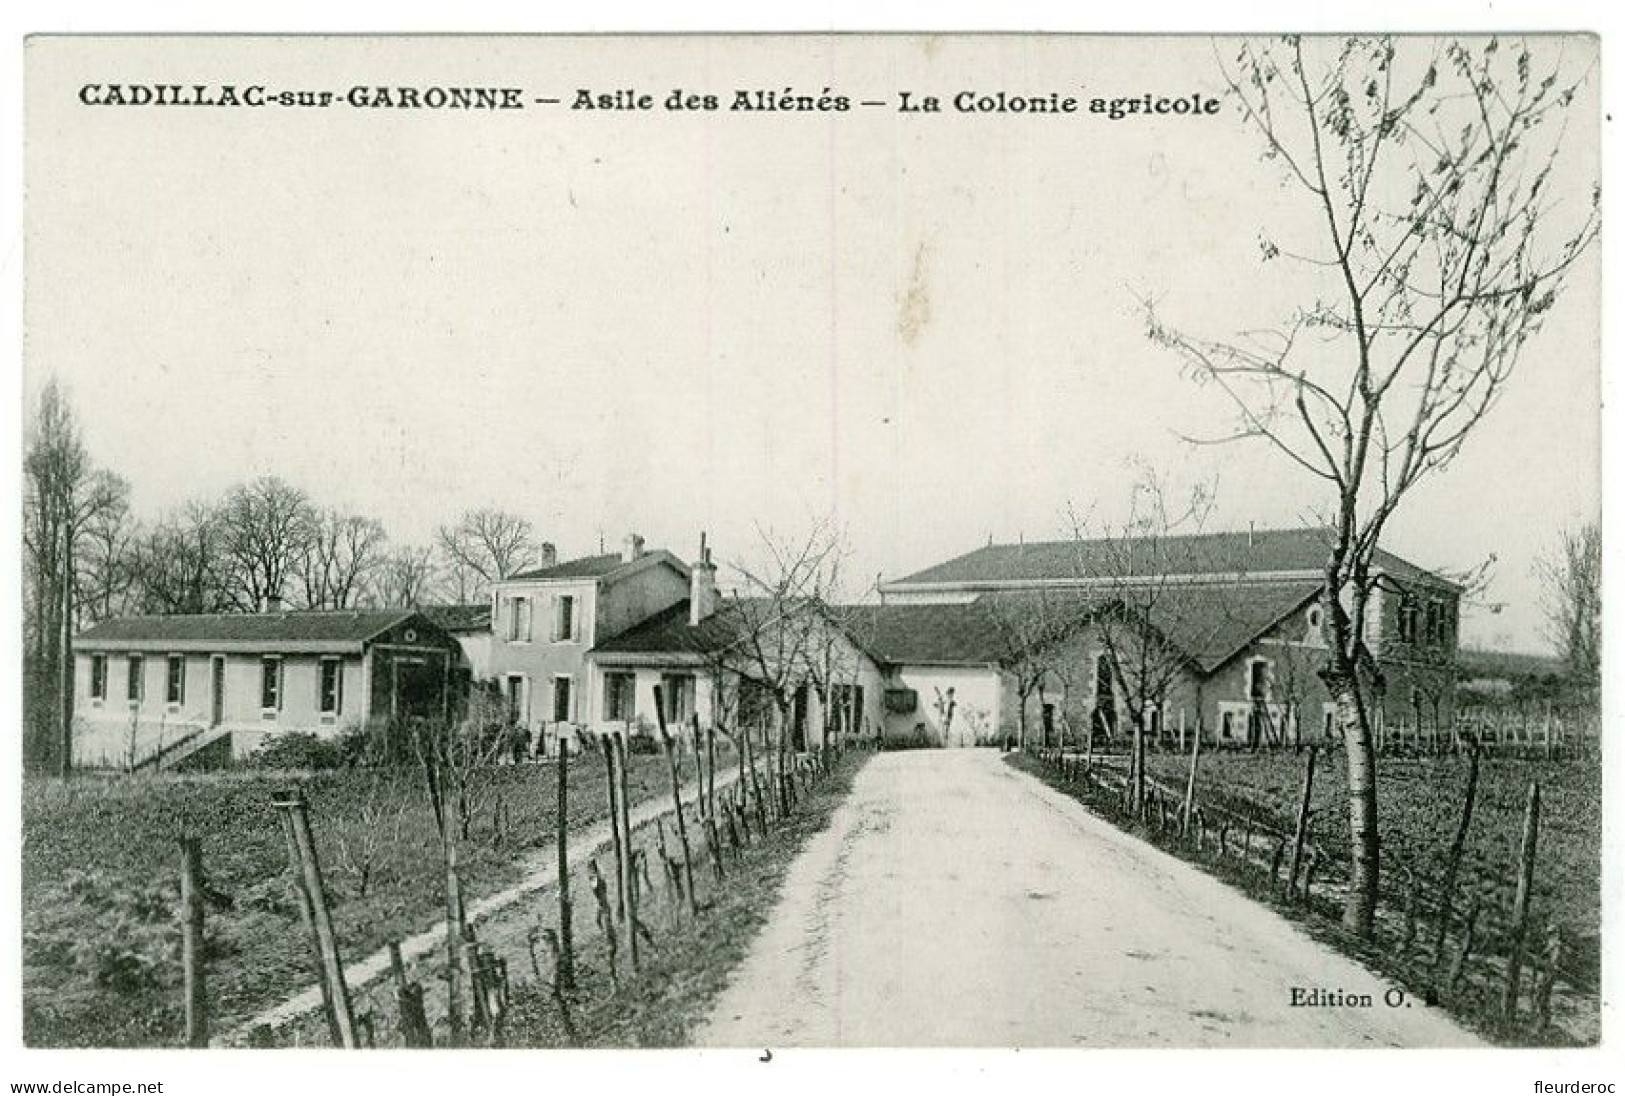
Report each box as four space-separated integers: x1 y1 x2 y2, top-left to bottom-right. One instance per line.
1180 717 1201 836
654 686 700 918
275 796 341 1045
1286 746 1317 899
614 732 640 971
390 941 432 1048
1501 782 1542 1030
1431 745 1479 972
555 729 575 992
600 732 626 924
273 790 358 1048
179 836 208 1048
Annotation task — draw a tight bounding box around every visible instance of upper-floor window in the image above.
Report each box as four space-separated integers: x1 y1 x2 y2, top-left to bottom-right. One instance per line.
1396 595 1420 644
554 595 577 642
126 655 145 704
166 654 186 705
89 654 107 701
507 596 532 642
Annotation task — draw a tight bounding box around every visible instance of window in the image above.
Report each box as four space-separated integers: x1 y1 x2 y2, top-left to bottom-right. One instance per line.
89 654 107 701
166 654 186 705
1248 660 1268 702
1307 605 1323 630
603 672 636 721
1396 594 1420 644
126 655 145 704
319 658 343 717
261 657 283 713
507 596 533 642
1424 599 1441 645
505 675 526 725
554 595 576 642
552 676 573 723
662 674 695 724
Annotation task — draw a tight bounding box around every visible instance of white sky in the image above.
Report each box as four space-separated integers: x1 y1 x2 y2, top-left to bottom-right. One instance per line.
24 34 1600 653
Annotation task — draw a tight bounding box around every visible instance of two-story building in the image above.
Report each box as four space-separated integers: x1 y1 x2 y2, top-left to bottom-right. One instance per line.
484 534 691 752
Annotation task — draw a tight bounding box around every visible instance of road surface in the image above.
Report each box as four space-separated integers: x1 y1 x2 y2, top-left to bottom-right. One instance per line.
694 750 1481 1048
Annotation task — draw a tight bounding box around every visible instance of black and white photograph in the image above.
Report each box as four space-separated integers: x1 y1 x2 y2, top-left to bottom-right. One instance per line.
11 20 1612 1080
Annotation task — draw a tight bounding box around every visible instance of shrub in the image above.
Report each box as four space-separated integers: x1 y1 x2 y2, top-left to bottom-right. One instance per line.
249 731 342 771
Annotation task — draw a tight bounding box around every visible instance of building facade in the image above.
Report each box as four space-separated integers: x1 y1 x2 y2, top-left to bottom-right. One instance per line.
70 609 462 769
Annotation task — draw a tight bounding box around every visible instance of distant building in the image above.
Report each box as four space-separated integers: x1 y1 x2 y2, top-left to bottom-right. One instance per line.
485 534 690 752
70 609 462 769
867 527 1463 747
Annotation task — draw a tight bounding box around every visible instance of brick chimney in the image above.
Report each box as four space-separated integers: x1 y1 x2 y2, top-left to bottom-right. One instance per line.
690 533 718 626
621 532 645 562
539 542 558 569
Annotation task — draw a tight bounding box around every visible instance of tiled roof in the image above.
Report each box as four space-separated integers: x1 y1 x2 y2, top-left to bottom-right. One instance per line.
508 553 630 581
845 581 1319 673
591 599 753 658
74 610 429 653
889 527 1453 589
421 603 493 633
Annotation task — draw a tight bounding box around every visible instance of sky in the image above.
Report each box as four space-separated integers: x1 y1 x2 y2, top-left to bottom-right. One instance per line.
23 34 1601 654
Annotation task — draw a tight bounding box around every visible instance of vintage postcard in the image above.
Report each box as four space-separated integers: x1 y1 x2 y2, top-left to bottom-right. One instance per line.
18 31 1605 1066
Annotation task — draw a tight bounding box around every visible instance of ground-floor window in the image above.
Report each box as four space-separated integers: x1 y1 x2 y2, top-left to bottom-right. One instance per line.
552 675 574 723
127 655 145 704
603 672 635 721
661 673 695 725
505 674 526 725
319 658 343 717
89 654 107 701
260 657 283 715
166 654 186 706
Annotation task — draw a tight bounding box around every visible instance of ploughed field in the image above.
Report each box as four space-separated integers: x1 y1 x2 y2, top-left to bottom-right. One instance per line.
21 753 679 1047
1140 749 1601 987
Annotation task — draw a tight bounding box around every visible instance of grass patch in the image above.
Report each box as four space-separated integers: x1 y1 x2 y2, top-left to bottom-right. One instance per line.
22 751 693 1047
502 752 868 1048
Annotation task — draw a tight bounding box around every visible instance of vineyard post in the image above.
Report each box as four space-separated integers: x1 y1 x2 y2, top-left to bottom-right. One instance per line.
600 732 626 923
274 790 358 1048
654 685 700 918
179 836 208 1048
613 732 640 971
555 729 575 992
275 795 341 1045
1180 716 1201 836
1286 746 1317 899
1432 745 1480 973
1501 782 1542 1030
390 941 433 1048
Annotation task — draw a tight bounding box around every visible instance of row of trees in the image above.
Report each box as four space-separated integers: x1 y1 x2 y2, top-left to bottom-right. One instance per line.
21 378 558 775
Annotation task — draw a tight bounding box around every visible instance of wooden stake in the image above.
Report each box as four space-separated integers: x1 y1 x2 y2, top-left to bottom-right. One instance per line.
1432 745 1480 973
179 836 208 1048
1286 746 1317 899
1501 782 1542 1029
554 730 574 992
654 686 699 917
614 733 640 971
1181 715 1202 835
389 941 432 1048
276 796 341 1046
273 790 358 1048
601 733 626 922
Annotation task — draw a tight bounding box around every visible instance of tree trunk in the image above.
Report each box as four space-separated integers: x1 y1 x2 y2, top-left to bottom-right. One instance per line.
1325 668 1379 936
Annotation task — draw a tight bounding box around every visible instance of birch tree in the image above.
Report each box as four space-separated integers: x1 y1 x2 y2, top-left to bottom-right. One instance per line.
1146 36 1598 935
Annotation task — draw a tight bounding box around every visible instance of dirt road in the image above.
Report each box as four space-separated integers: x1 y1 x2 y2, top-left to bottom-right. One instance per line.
694 750 1481 1048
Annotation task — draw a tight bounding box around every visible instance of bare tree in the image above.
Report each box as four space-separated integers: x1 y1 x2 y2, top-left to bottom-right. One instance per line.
296 510 388 610
371 544 442 608
1537 520 1600 692
982 587 1087 752
22 378 129 775
128 501 234 615
1146 36 1598 935
215 476 319 612
1074 467 1226 813
435 508 540 600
